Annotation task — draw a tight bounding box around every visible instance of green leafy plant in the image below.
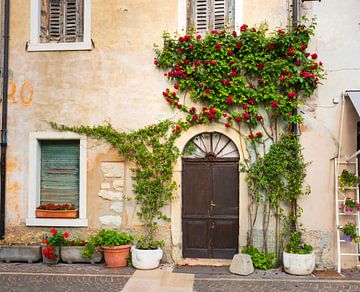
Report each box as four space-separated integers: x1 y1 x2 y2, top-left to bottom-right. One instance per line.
82 229 134 259
242 246 277 270
338 222 357 238
126 253 132 267
135 234 164 250
339 170 360 189
42 229 69 259
285 231 313 254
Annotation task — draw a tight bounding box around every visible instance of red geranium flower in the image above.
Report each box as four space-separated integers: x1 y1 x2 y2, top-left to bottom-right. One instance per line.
311 53 318 60
248 133 255 139
63 232 69 239
227 97 234 104
50 229 57 234
240 24 248 32
277 29 284 35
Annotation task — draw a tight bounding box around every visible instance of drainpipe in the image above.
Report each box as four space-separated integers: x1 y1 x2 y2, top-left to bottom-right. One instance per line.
0 0 10 238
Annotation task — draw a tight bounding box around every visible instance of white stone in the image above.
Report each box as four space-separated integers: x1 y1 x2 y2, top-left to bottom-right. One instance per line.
98 190 122 201
113 179 124 190
101 183 111 189
111 202 123 213
229 253 254 276
101 162 124 178
99 215 122 228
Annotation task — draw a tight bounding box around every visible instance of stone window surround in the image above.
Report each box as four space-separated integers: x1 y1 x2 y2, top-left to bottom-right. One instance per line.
28 0 92 52
26 132 88 227
177 0 244 34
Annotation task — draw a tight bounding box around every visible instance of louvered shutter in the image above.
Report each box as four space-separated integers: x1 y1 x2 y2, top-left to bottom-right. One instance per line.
64 0 83 42
195 0 209 34
213 0 225 30
48 0 62 41
40 140 80 208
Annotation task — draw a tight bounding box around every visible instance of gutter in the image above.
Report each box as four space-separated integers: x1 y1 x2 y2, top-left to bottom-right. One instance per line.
0 0 10 238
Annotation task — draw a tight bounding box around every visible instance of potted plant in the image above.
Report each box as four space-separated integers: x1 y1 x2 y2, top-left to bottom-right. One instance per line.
339 170 360 190
42 229 68 265
83 229 133 268
283 231 315 275
131 235 164 270
0 233 43 263
338 222 358 242
61 237 103 264
339 198 360 215
36 203 78 219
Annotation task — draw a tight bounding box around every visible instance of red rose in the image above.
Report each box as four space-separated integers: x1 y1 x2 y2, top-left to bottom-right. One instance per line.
176 125 181 131
240 24 248 32
249 98 256 105
231 71 237 77
50 229 57 234
220 78 225 84
198 83 204 88
192 115 198 121
227 50 234 56
305 52 310 57
153 59 158 65
256 115 263 121
225 80 231 87
300 44 307 51
178 48 184 54
235 116 242 122
248 133 255 139
177 104 182 109
268 44 275 51
257 63 264 70
188 45 194 51
189 107 196 113
232 31 237 37
287 113 293 117
194 60 200 66
210 107 217 114
174 83 179 89
211 29 219 34
279 76 285 82
225 122 231 128
243 104 249 110
256 132 262 137
172 92 176 97
311 53 318 60
184 35 191 42
166 98 172 103
162 91 169 97
203 60 208 65
227 97 234 104
288 91 296 99
184 59 190 64
295 60 301 66
210 60 217 66
319 61 323 66
215 44 222 50
277 29 284 35
205 88 211 94
271 102 279 108
243 112 251 119
178 36 184 42
223 113 227 117
196 35 201 40
236 42 243 49
63 232 69 239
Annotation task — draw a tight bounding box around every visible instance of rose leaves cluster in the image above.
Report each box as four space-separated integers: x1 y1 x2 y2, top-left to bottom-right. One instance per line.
155 23 324 140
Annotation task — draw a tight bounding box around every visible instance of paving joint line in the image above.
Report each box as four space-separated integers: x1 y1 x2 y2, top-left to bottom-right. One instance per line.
196 277 360 283
0 271 132 278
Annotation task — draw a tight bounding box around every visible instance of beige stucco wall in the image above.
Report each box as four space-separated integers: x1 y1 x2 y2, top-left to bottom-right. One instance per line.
5 0 357 269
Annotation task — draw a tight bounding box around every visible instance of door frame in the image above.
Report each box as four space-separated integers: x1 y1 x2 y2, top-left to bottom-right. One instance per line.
170 125 247 264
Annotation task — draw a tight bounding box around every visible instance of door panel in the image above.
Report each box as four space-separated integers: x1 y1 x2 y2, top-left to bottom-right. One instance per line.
182 159 239 259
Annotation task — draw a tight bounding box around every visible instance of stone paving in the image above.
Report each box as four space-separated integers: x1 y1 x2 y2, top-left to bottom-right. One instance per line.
0 263 359 291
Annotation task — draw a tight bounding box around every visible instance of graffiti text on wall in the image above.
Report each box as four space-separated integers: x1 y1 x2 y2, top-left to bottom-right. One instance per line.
8 80 33 106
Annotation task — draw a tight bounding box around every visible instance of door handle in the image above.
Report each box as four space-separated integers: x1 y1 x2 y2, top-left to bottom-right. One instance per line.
211 201 216 207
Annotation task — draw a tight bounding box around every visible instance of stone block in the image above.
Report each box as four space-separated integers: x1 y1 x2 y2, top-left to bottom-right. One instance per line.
113 179 124 190
111 202 123 213
99 215 122 228
98 190 122 201
101 183 111 189
101 162 124 178
229 253 254 276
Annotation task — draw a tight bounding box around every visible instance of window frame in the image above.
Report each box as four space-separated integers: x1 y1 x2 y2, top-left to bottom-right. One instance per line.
28 0 91 52
178 0 243 34
26 132 88 227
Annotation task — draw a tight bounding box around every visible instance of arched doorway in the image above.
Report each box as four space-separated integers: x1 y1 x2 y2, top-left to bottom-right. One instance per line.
182 132 239 259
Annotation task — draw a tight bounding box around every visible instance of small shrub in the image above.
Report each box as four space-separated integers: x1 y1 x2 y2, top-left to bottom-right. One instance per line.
285 231 313 254
242 246 277 270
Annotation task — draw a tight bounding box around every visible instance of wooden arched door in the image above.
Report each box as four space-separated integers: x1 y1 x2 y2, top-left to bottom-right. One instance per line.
182 132 239 259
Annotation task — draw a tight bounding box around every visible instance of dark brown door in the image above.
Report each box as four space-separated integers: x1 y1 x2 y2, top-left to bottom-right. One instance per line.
182 159 239 259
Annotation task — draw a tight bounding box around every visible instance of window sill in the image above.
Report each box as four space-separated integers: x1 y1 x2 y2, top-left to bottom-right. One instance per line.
26 218 88 227
27 41 92 52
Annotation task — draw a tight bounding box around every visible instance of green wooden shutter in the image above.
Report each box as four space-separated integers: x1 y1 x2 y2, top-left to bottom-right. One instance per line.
40 140 80 208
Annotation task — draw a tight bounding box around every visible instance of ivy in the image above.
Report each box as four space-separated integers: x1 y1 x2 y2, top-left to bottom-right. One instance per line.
50 120 180 246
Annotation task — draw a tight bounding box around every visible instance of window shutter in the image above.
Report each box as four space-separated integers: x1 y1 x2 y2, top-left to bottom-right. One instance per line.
213 0 225 30
48 0 62 42
64 0 83 42
40 0 50 43
40 140 80 208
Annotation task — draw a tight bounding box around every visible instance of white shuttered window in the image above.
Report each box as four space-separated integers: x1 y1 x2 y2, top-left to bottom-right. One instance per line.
188 0 235 33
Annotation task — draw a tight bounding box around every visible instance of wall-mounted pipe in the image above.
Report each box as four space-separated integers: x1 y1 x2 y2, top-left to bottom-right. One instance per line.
0 0 10 238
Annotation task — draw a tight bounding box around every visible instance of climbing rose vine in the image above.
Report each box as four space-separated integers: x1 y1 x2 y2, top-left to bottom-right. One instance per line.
154 22 325 140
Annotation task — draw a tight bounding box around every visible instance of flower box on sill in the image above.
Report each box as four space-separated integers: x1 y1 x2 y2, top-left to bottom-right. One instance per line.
36 203 78 219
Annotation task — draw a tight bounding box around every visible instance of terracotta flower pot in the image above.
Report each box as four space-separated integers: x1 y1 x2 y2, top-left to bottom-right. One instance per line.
36 209 78 219
102 245 130 268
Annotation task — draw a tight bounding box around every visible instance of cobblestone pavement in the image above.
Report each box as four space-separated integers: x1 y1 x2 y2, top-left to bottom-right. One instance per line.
0 263 359 291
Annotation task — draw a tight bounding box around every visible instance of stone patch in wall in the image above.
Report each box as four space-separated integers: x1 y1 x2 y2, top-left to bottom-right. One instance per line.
111 202 123 213
98 190 122 201
101 183 111 189
101 162 124 178
99 215 122 228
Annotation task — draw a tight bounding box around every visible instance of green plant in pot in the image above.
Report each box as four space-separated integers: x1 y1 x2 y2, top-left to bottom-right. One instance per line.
42 229 68 265
61 236 102 264
339 170 360 190
83 229 134 268
131 234 164 269
338 222 358 242
241 246 277 270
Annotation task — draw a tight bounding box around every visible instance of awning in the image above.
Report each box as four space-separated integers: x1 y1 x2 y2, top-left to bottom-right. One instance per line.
347 91 360 117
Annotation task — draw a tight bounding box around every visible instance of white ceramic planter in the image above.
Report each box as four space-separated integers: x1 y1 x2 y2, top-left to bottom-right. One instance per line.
131 246 163 270
283 251 315 275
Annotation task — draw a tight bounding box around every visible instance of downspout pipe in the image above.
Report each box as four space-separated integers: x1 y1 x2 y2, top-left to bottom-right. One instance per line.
0 0 10 238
